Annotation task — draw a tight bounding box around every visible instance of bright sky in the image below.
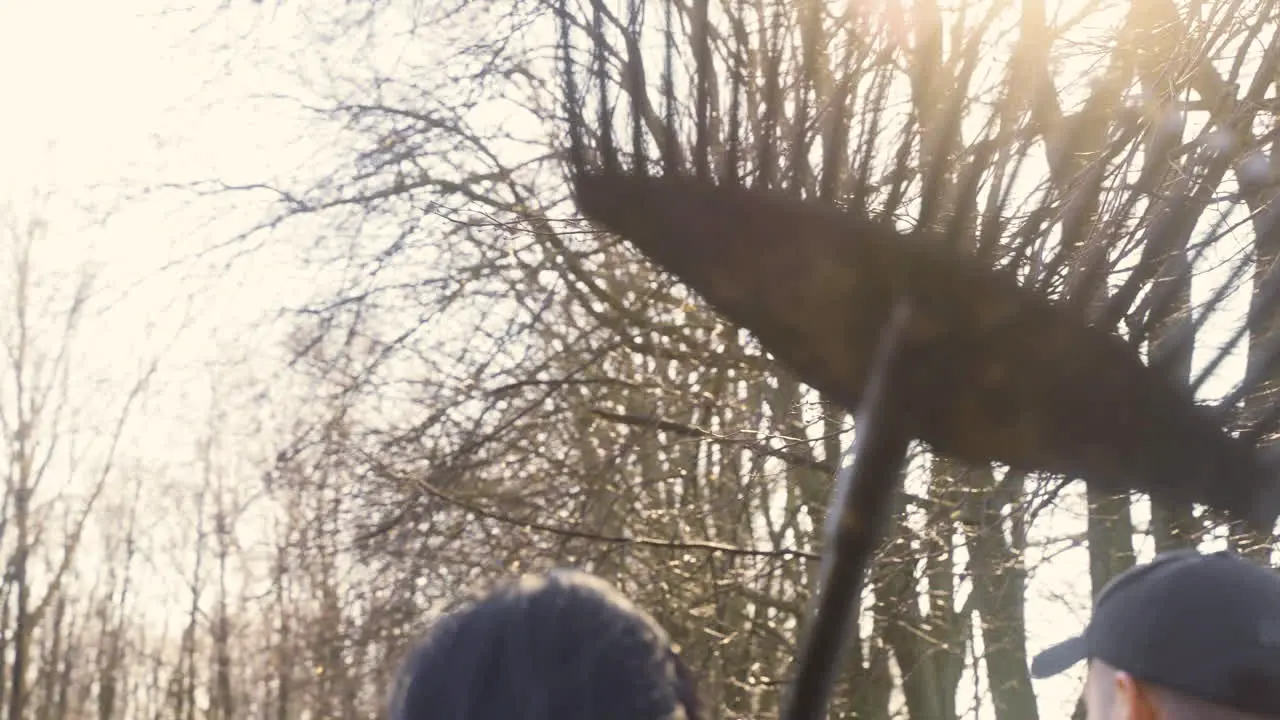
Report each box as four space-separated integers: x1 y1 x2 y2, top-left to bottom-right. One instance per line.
0 0 338 655
0 1 1261 719
0 0 338 444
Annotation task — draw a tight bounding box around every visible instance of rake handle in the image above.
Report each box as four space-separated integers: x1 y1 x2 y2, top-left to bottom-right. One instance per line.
780 300 915 720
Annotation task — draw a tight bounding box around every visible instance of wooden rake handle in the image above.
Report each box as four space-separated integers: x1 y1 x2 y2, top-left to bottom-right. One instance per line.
780 300 916 720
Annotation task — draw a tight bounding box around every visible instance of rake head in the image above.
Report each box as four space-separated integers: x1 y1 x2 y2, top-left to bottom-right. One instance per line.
571 170 1280 532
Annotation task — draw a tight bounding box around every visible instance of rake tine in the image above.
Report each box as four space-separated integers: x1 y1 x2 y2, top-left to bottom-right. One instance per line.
1201 222 1280 404
626 0 647 176
1139 196 1245 368
944 139 995 250
1211 322 1280 415
1244 400 1280 446
561 0 587 176
693 0 710 180
818 64 850 203
1144 237 1239 370
662 0 678 176
780 300 915 720
757 2 783 189
791 0 820 195
591 0 617 175
726 0 744 186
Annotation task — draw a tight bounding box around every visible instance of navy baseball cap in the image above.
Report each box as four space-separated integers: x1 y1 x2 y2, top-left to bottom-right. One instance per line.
1030 549 1280 715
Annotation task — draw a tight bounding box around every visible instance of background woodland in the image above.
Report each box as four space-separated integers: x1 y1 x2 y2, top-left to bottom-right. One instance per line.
3 0 1280 718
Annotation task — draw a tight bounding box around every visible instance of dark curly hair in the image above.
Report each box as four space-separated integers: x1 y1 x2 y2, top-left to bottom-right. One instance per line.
389 569 701 720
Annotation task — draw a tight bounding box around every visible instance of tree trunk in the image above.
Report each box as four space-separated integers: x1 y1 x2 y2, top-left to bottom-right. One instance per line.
966 468 1039 720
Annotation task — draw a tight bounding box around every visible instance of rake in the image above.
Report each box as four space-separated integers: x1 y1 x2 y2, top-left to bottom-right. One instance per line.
556 0 1280 718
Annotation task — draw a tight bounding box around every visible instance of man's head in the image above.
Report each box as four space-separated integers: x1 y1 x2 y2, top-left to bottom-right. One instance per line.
1032 549 1280 718
389 569 700 720
1084 658 1277 720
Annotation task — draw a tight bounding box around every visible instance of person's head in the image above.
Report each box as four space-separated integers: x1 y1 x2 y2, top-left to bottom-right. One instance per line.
389 568 700 720
1084 658 1276 720
1032 549 1280 719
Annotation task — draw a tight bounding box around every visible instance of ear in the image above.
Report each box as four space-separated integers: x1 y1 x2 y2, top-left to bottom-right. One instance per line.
1113 671 1159 720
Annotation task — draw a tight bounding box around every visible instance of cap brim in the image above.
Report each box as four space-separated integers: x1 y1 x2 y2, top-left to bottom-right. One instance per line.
1030 635 1088 678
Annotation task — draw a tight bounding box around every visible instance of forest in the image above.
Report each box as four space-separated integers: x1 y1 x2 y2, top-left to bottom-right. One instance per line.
1 0 1279 717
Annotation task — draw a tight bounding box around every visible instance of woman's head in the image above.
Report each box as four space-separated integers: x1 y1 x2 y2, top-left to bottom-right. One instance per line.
390 569 700 720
